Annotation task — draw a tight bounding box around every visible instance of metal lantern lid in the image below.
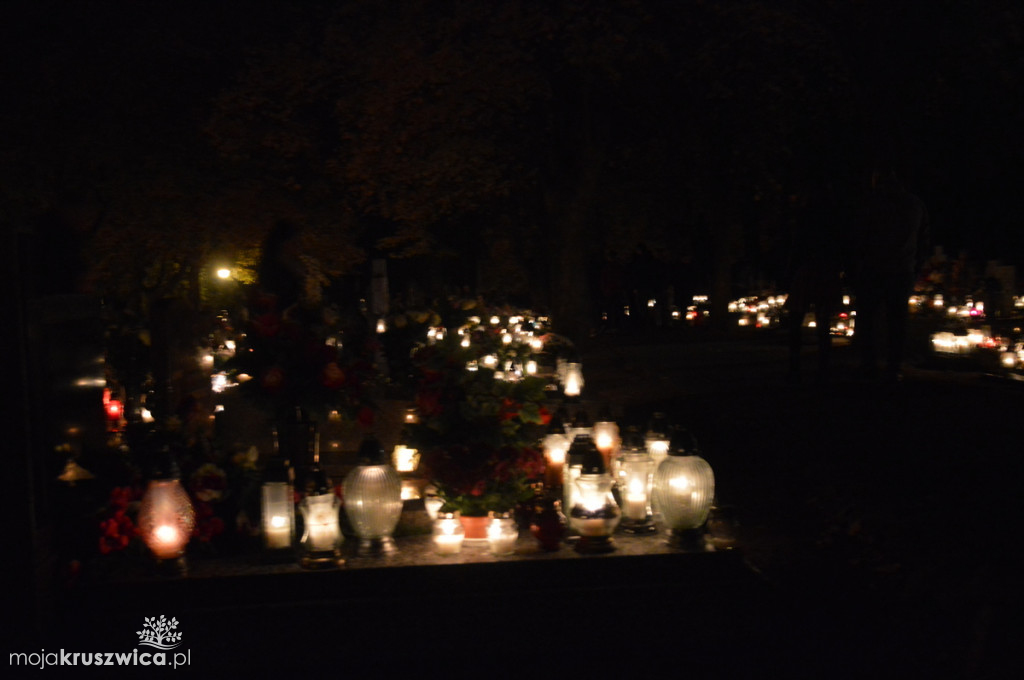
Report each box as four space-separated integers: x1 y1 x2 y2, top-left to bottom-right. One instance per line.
579 442 607 475
145 434 182 480
303 463 333 497
546 418 566 435
668 427 700 457
356 436 388 465
571 410 592 429
567 432 596 466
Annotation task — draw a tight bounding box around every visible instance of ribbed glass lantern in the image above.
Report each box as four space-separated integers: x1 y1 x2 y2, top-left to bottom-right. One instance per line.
568 444 621 553
343 436 404 555
137 439 194 573
652 428 714 548
615 433 656 535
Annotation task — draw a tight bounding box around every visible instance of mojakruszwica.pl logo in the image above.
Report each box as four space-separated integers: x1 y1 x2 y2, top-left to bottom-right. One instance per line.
9 615 192 669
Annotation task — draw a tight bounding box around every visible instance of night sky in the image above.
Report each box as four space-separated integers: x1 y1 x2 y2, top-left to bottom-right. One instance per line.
6 1 1024 290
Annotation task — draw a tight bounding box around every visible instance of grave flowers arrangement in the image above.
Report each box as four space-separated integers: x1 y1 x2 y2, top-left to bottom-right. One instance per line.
405 332 549 517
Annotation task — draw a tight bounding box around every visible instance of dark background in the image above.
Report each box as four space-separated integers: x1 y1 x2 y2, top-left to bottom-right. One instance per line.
4 0 1023 337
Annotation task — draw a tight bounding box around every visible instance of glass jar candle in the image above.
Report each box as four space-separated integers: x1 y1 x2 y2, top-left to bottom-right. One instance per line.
433 511 466 555
487 511 519 556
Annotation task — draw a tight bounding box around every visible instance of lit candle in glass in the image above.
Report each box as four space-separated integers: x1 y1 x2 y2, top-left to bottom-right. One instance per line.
568 445 620 553
343 437 404 555
298 458 343 569
645 412 671 466
433 512 465 555
261 441 295 552
652 428 714 548
615 437 656 534
487 511 519 556
542 421 570 490
392 445 420 473
563 362 583 398
137 444 195 565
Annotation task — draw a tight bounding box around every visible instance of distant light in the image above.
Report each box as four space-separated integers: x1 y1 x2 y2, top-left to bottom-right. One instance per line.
216 268 232 280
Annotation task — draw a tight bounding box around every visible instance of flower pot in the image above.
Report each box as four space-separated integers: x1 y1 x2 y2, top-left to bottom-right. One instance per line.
459 515 489 540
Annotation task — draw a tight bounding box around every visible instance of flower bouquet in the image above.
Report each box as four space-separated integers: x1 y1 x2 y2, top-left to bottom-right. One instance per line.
404 328 550 517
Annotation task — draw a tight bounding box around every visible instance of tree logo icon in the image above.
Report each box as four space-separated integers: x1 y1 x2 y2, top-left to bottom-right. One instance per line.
136 615 183 650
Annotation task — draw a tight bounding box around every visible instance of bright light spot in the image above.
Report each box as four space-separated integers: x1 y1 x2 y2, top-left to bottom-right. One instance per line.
216 268 232 280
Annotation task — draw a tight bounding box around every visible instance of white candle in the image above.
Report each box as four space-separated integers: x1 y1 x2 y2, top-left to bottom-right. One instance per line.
434 533 464 555
265 515 291 549
624 493 648 521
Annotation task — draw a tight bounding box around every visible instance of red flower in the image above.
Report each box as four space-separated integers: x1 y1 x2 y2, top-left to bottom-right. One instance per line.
98 509 137 554
498 398 521 422
538 406 553 426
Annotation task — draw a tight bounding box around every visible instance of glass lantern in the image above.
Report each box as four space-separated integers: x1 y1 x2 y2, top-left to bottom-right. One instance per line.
568 445 621 553
298 463 343 569
487 511 519 556
423 485 444 520
541 420 570 491
433 511 466 555
563 432 596 533
137 440 195 573
563 362 584 398
391 444 421 474
645 412 672 466
261 444 295 555
592 409 620 469
566 410 592 446
652 428 714 548
343 436 404 555
615 442 657 535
